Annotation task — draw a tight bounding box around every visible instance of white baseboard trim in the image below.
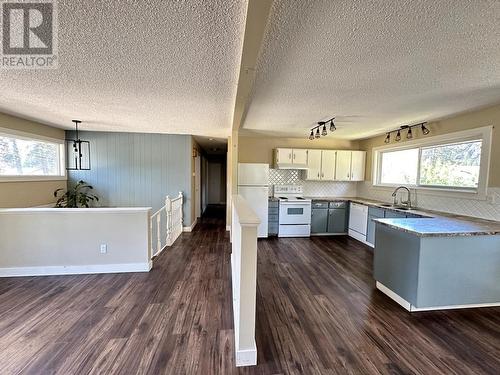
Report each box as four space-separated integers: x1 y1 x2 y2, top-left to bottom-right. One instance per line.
152 245 167 258
0 262 152 277
235 343 257 367
376 281 412 311
183 218 197 232
376 281 500 312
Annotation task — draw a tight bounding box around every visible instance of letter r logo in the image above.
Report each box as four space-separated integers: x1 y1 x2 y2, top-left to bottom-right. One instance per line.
2 2 53 55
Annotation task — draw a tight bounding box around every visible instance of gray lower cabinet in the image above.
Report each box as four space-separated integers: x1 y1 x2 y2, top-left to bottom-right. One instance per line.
312 201 348 234
311 201 329 233
268 200 279 236
367 207 385 246
328 207 348 233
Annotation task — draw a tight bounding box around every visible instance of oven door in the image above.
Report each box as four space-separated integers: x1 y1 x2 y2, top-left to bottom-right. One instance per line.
279 202 312 225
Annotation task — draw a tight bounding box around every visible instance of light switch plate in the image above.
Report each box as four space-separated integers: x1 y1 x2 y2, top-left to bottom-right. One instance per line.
100 244 107 253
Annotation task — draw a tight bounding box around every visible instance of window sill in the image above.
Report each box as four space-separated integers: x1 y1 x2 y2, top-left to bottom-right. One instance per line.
369 183 487 201
0 176 67 183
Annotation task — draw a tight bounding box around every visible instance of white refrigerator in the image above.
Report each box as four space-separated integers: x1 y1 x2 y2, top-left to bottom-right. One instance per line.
238 163 269 238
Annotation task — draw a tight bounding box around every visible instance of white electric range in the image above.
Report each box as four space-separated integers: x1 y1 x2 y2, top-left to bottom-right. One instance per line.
273 185 312 237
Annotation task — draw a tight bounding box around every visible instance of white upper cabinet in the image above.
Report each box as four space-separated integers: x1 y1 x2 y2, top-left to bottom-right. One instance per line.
274 148 308 169
305 150 336 181
321 150 336 180
350 151 366 181
335 151 352 181
275 148 365 179
305 149 322 180
292 149 308 166
335 150 366 181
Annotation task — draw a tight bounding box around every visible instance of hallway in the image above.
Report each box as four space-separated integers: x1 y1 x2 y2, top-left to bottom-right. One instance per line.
0 216 498 374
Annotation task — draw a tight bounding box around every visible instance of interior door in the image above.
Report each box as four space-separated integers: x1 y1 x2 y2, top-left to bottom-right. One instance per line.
292 149 308 166
335 151 352 181
350 151 366 181
306 149 322 180
321 150 336 180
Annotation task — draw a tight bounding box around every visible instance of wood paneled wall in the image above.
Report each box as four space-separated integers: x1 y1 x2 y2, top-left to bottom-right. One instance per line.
67 131 193 225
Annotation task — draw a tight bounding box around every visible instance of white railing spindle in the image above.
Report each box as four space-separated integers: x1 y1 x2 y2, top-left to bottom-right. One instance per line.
150 192 184 258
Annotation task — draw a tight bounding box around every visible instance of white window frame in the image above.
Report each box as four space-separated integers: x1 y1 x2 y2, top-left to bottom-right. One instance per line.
0 126 66 182
372 126 492 199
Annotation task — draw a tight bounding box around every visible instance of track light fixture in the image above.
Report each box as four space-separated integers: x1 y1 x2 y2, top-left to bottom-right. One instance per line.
308 117 336 140
383 122 429 144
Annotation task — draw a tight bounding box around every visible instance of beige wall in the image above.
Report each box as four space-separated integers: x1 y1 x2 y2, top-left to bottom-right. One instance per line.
0 208 151 274
238 136 360 165
0 113 66 208
359 104 500 187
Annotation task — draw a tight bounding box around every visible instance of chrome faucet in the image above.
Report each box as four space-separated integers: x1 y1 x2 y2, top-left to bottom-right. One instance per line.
392 186 411 208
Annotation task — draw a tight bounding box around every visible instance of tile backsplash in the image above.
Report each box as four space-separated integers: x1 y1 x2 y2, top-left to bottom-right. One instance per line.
357 181 500 221
269 169 357 197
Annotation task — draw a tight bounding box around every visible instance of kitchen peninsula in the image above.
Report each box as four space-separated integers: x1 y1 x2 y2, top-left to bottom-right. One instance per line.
373 216 500 312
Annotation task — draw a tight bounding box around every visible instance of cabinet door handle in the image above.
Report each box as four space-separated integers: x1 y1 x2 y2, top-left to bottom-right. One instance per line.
321 172 324 178
293 153 295 160
288 153 292 160
317 172 320 178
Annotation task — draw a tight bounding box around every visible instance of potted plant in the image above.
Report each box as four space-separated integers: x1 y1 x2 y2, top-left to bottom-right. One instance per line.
54 180 99 208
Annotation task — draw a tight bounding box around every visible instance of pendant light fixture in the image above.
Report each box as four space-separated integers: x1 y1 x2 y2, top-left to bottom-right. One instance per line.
65 120 91 170
308 117 336 140
383 122 430 144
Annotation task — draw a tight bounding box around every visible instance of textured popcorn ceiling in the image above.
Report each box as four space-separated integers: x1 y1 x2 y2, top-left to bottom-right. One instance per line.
243 0 500 139
0 0 247 137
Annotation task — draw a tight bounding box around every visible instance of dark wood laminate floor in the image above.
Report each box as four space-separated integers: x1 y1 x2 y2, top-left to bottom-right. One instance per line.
1 206 499 374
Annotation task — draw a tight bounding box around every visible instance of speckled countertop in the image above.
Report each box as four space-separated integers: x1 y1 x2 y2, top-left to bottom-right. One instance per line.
304 196 500 237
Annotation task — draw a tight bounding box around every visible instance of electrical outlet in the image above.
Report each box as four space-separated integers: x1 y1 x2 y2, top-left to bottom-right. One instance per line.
100 244 107 254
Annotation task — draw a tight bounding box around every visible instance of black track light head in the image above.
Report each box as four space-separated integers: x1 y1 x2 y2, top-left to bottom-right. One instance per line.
322 124 328 136
330 119 336 132
421 123 430 135
395 130 401 142
309 130 314 140
384 133 390 144
315 128 321 139
407 127 413 139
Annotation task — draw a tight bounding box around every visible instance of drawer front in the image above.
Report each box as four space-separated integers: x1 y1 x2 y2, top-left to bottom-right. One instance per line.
329 201 347 209
368 206 385 218
268 207 279 215
312 201 330 209
268 214 279 222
